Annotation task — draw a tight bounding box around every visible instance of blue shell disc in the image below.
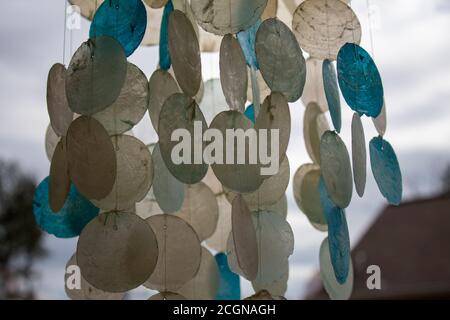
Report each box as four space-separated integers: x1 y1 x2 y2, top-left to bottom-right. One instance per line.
90 0 147 57
369 136 403 205
33 177 99 238
244 104 255 124
337 43 384 118
237 19 261 69
159 0 174 70
327 208 350 285
319 176 350 284
215 253 240 300
323 59 341 133
319 175 334 216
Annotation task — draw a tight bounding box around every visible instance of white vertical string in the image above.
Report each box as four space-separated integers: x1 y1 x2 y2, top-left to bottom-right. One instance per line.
366 0 376 58
63 0 68 65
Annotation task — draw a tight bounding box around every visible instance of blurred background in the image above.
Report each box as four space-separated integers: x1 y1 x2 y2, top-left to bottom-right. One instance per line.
0 0 449 299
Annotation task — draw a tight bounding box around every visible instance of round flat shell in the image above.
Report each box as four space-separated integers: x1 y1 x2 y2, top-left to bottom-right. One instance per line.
66 37 127 115
337 43 384 117
256 18 306 102
33 177 99 238
145 214 202 292
319 237 354 300
159 1 174 70
369 136 402 205
93 63 148 135
252 262 289 297
47 63 73 136
304 102 330 164
49 139 70 213
45 124 60 162
351 113 367 197
168 10 202 97
320 131 353 208
210 111 263 193
148 69 180 133
225 156 290 211
158 93 208 184
266 194 288 220
251 211 294 296
293 163 327 230
65 254 125 300
176 182 219 241
152 143 185 213
77 212 159 292
292 0 362 60
320 171 351 283
323 59 341 132
226 232 245 277
66 116 117 200
91 135 153 211
326 206 351 284
255 92 291 161
177 247 220 300
220 34 248 112
191 0 268 36
90 0 147 57
231 195 259 281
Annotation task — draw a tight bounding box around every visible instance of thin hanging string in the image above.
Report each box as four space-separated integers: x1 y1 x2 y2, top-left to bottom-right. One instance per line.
210 35 215 85
348 1 357 45
348 0 363 87
63 0 68 65
309 0 323 105
325 0 331 58
163 214 168 292
113 2 119 180
88 0 99 119
94 0 98 34
113 3 121 221
69 25 73 60
228 0 232 34
366 0 376 59
114 136 119 213
186 186 196 298
257 213 262 281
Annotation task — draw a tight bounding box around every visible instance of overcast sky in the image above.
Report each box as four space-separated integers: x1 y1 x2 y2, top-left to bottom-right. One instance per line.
0 0 449 299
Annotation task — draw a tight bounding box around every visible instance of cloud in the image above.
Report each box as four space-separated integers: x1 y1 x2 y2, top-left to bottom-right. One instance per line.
1 0 450 300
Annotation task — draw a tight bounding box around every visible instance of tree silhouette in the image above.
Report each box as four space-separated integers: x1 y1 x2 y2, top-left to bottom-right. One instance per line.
0 159 45 299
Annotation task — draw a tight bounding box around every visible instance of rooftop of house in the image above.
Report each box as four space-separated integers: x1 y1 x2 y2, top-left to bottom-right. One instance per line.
305 192 450 300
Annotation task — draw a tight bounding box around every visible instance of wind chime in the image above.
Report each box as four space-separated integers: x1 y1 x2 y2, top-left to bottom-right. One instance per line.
34 0 402 300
